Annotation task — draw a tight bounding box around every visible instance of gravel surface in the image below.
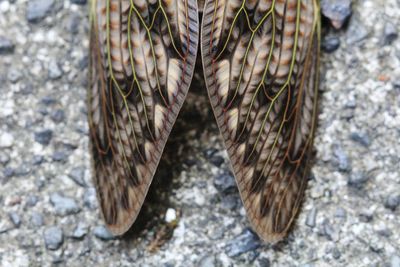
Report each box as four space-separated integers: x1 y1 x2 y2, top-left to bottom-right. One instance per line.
0 0 399 266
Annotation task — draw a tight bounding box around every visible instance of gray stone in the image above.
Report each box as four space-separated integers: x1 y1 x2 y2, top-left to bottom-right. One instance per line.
333 144 350 172
93 225 114 241
8 212 21 227
26 0 55 23
68 166 86 187
50 109 65 123
34 129 53 145
48 60 63 80
71 222 88 239
43 226 63 250
83 187 98 210
198 254 216 267
350 132 371 147
348 172 369 189
306 207 317 228
50 192 81 216
384 22 398 45
0 36 15 54
384 194 400 211
321 0 352 29
224 229 261 257
31 212 44 227
214 173 236 193
322 36 340 53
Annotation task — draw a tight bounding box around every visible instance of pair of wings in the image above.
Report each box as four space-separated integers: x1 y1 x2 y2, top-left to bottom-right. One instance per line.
88 0 320 242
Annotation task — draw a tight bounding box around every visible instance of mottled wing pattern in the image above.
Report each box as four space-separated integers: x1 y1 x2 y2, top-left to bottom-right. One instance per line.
88 0 198 235
201 0 320 242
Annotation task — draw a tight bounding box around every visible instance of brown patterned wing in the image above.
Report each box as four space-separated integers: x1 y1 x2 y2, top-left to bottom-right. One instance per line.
201 0 320 242
88 0 198 235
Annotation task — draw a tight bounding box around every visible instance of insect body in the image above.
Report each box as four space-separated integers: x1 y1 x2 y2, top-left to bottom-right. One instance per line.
89 0 320 242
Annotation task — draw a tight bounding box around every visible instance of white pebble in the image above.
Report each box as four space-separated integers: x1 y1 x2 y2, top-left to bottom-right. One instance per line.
0 132 14 148
165 208 177 223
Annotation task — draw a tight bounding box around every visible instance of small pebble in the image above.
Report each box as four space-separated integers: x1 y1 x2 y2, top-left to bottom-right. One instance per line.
83 188 98 210
165 208 177 223
321 0 352 29
26 0 55 23
348 172 369 189
34 129 53 146
8 212 21 227
322 36 340 53
384 194 400 211
93 225 114 241
306 207 317 228
0 132 14 148
0 36 15 54
214 173 236 193
68 166 86 187
43 226 63 250
31 212 44 227
72 222 88 239
50 192 81 216
224 228 261 257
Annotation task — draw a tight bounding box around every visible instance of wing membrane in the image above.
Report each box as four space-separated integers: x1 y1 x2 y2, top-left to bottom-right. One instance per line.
88 0 198 235
201 0 320 242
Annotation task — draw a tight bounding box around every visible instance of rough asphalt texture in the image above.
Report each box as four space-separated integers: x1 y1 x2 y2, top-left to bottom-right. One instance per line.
0 0 399 266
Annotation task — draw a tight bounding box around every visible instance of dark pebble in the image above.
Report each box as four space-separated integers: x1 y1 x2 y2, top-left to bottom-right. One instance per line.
347 172 369 189
350 132 371 147
0 36 15 54
322 36 340 53
32 155 44 165
383 22 398 45
3 167 14 179
224 228 261 257
26 195 39 207
26 0 55 23
8 212 21 227
93 225 114 241
41 96 57 105
34 129 53 145
50 109 65 123
384 194 400 211
214 173 237 193
210 155 224 167
70 0 87 4
203 148 218 159
50 192 81 216
359 212 373 223
68 166 86 187
52 151 69 162
43 226 63 250
320 0 352 29
258 257 271 267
